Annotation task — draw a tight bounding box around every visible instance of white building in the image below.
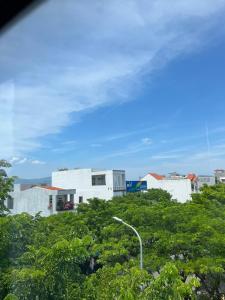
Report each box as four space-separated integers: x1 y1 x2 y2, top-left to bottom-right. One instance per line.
7 184 76 216
52 168 126 203
197 175 215 189
141 173 193 203
214 169 225 183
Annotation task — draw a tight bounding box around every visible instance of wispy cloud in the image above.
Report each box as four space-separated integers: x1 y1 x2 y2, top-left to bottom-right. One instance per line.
90 143 102 148
9 156 45 165
151 154 182 160
31 159 46 165
97 141 154 160
50 140 78 153
105 127 156 142
141 137 152 145
1 0 225 157
63 140 77 146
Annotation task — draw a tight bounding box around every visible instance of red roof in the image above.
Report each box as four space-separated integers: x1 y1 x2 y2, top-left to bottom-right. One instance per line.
36 186 64 191
149 173 165 180
187 173 197 181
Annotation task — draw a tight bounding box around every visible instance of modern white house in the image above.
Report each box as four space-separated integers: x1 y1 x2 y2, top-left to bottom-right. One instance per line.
7 184 76 216
52 168 126 203
141 173 194 203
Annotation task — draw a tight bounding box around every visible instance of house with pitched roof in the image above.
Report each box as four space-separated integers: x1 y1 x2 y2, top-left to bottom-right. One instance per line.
141 172 193 203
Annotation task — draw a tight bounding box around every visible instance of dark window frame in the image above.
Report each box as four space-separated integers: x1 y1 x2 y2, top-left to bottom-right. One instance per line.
92 174 106 186
7 197 13 209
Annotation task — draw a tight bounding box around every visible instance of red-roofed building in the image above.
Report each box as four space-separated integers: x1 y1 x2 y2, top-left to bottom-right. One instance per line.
7 184 76 217
186 173 198 193
149 173 165 180
142 172 166 190
38 186 64 191
141 172 193 203
186 173 198 182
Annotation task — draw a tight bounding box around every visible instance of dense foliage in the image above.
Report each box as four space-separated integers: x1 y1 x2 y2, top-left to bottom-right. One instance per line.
1 174 225 299
0 160 14 216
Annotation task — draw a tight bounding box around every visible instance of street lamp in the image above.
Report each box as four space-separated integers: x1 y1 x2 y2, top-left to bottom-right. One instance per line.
112 216 143 269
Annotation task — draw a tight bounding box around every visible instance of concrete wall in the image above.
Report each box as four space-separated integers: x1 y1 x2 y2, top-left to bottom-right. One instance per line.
8 186 76 216
159 179 192 203
142 174 192 203
9 187 57 216
142 174 162 189
52 169 126 202
197 176 215 189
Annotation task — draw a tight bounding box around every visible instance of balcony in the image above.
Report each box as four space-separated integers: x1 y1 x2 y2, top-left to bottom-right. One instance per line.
56 195 74 211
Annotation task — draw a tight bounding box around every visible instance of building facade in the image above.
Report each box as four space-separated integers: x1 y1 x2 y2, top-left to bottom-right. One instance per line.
52 168 126 203
197 175 215 189
141 173 193 203
214 169 225 183
7 185 76 216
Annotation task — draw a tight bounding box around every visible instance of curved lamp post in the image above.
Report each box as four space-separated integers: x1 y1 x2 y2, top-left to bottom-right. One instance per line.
112 216 143 270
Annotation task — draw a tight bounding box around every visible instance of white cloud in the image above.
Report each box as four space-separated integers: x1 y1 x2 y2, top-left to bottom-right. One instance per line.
8 156 45 165
31 160 46 165
97 141 153 160
15 158 27 165
151 154 181 160
1 0 225 157
141 137 152 145
9 156 20 164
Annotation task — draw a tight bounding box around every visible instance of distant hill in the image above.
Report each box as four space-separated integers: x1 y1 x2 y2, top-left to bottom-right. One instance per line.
15 177 51 185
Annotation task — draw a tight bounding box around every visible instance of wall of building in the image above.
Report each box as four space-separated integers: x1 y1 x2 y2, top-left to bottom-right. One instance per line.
197 176 215 189
142 174 162 189
9 187 57 216
52 169 126 202
214 170 225 183
8 186 76 216
142 174 192 203
159 179 192 203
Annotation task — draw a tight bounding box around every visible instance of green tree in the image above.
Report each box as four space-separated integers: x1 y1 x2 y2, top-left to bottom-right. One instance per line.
144 262 200 299
6 236 93 299
0 160 14 216
84 262 199 300
1 187 225 299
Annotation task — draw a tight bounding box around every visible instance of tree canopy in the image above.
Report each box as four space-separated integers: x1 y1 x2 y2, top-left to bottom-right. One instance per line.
1 180 225 299
0 160 14 216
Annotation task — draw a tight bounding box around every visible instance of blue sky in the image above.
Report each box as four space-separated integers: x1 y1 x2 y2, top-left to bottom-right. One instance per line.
1 0 225 179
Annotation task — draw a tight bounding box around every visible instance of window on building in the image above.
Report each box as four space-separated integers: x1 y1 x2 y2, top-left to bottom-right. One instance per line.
7 197 13 209
92 174 106 186
70 194 74 202
79 196 83 203
113 173 126 191
48 195 53 209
